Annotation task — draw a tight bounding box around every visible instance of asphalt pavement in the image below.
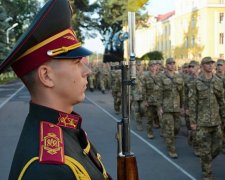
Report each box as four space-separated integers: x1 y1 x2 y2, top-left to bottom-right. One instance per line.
1 79 225 180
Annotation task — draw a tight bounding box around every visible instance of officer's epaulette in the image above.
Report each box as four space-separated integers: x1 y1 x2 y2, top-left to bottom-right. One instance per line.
39 121 65 164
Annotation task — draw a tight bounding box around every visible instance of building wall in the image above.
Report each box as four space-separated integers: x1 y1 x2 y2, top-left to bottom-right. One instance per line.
133 0 225 64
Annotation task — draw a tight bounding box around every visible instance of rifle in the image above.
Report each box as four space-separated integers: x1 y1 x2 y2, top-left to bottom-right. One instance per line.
117 12 139 180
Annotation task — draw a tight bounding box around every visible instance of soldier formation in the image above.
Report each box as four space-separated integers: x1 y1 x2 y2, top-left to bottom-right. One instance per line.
88 56 225 180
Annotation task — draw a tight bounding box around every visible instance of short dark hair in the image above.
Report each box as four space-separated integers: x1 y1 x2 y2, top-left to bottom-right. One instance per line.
20 69 37 94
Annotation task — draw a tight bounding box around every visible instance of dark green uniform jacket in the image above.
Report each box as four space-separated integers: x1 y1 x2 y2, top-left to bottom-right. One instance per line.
9 103 111 180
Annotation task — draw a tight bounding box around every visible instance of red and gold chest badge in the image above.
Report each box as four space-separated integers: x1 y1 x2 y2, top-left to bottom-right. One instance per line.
57 112 80 129
39 121 64 164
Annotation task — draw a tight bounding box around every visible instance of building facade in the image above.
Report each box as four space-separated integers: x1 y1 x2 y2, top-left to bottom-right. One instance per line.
134 0 225 66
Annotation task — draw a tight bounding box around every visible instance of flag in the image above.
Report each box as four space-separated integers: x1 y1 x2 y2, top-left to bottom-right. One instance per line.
128 0 149 12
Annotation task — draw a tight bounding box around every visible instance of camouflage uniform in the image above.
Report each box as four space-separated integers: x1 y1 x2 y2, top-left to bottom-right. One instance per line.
181 70 193 139
215 59 225 153
159 58 184 158
88 65 97 91
185 60 200 156
144 61 161 138
131 64 146 131
189 57 225 179
111 69 121 114
99 64 110 93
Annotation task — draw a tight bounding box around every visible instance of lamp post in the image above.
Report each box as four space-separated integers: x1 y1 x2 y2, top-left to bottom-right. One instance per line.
6 23 18 44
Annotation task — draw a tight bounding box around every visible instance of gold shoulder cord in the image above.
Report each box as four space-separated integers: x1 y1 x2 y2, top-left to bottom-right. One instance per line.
18 156 91 180
83 140 108 179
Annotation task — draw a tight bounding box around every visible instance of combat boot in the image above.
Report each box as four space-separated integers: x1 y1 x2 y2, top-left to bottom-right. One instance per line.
168 149 178 159
203 176 214 180
194 150 200 157
147 132 155 139
136 124 143 131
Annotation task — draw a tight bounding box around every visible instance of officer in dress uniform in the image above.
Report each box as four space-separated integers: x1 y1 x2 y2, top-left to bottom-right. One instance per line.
0 0 111 179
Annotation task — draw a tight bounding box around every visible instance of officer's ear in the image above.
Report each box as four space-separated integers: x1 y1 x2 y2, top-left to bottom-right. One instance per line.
37 63 55 88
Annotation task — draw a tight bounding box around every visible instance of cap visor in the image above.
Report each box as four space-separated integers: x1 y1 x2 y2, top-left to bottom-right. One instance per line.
54 46 92 59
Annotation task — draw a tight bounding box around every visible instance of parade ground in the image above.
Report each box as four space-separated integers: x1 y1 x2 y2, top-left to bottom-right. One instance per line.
1 79 225 180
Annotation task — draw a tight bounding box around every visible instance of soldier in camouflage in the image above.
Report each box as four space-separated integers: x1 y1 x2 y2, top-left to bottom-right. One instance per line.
144 60 161 138
131 61 146 131
111 66 121 114
215 59 225 154
186 60 200 156
189 57 225 180
159 58 184 158
99 63 111 94
88 62 97 92
180 62 191 143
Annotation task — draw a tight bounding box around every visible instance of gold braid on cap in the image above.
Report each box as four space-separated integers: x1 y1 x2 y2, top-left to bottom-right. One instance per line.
47 42 81 56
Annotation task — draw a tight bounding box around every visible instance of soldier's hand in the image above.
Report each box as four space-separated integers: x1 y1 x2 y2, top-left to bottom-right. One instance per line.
185 109 189 115
180 107 185 116
159 107 163 116
190 124 197 130
144 101 148 107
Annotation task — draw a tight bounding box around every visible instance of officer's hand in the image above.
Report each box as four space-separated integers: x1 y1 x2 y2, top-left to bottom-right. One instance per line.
190 124 197 130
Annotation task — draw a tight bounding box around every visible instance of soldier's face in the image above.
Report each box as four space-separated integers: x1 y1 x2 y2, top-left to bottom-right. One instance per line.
216 64 225 73
202 62 214 73
51 58 91 105
149 64 157 73
166 62 175 71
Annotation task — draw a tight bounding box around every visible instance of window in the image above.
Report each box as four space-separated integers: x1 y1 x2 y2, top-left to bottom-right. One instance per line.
219 13 224 23
219 33 224 44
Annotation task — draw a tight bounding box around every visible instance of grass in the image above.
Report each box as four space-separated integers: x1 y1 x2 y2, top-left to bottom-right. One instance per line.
0 72 18 85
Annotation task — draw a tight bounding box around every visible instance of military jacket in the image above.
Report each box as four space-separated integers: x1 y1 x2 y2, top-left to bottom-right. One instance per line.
9 103 111 180
182 74 191 109
111 70 121 95
131 71 145 101
216 73 225 99
159 72 184 112
184 74 197 109
189 74 225 127
144 71 160 106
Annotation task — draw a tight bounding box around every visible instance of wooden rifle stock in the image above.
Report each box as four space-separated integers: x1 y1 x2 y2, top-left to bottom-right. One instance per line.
117 155 138 180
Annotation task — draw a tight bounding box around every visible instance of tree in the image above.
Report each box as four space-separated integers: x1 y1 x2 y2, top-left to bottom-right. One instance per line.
0 5 9 63
2 0 41 40
71 0 150 61
174 11 204 60
141 50 163 60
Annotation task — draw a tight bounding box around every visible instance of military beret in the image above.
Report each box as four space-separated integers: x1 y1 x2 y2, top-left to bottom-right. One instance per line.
217 59 225 65
189 60 199 67
201 56 215 65
166 57 175 64
0 0 92 77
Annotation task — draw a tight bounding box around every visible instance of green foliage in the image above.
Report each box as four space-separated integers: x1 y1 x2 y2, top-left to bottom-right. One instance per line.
72 0 150 45
1 0 41 40
0 5 9 63
141 50 163 60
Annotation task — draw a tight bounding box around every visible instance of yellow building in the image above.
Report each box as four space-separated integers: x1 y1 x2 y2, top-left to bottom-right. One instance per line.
134 0 225 65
